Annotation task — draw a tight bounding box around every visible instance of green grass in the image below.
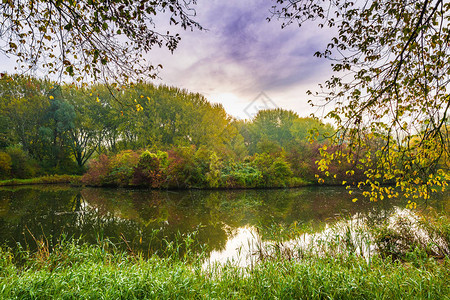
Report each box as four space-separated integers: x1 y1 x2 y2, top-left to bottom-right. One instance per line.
0 239 448 299
0 175 82 186
1 212 448 299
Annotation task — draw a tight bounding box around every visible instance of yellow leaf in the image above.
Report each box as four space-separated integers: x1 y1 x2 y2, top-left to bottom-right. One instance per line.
352 198 358 202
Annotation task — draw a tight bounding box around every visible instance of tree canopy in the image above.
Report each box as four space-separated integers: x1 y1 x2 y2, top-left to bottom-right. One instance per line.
0 74 337 187
271 0 449 202
0 0 202 82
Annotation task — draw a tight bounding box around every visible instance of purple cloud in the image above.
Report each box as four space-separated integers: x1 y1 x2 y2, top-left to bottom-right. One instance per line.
151 0 335 118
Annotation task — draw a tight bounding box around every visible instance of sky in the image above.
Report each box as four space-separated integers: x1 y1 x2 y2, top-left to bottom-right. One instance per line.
0 0 335 120
149 0 335 119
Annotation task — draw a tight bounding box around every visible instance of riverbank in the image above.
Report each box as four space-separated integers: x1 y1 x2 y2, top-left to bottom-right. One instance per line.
1 238 448 299
0 175 82 187
1 212 449 299
0 174 312 189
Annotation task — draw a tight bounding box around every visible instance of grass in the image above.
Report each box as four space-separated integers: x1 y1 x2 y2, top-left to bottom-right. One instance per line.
255 209 450 265
1 213 449 299
0 241 448 299
0 174 82 186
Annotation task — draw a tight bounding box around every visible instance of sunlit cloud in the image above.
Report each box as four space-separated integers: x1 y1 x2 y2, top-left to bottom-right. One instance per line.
150 0 335 119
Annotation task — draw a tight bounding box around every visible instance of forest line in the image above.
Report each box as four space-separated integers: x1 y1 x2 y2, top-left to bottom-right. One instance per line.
0 74 345 187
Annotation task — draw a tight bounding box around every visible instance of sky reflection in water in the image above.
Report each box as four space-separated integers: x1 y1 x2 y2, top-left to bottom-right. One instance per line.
0 186 448 263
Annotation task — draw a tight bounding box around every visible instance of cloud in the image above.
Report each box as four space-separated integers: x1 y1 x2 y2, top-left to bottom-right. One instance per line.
150 0 335 118
0 0 335 119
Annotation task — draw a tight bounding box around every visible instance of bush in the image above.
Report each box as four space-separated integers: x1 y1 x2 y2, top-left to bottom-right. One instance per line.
80 146 304 188
83 150 169 187
269 157 293 187
132 150 168 187
286 142 319 182
108 150 140 186
82 154 112 186
55 155 81 175
220 162 262 188
205 152 222 188
0 151 12 179
6 147 39 179
252 153 293 187
166 146 198 188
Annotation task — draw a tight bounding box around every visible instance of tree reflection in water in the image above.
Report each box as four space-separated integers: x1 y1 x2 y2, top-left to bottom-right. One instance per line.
0 186 448 259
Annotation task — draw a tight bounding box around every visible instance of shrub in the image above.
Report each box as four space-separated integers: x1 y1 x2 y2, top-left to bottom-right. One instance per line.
286 142 319 182
6 147 39 178
251 153 273 186
132 150 168 187
269 157 293 187
83 150 168 187
0 151 12 179
166 146 198 188
205 152 222 188
220 162 262 188
251 153 274 186
109 150 140 186
250 153 294 187
82 154 112 186
53 148 80 175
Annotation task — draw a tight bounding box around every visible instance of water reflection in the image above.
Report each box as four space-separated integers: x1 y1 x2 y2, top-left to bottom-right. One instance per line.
0 185 448 260
206 227 260 268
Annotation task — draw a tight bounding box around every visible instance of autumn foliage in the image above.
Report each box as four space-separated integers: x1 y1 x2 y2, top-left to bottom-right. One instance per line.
82 147 307 189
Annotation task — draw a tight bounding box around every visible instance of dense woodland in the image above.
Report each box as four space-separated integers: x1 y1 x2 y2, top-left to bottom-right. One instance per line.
2 74 447 190
0 74 342 188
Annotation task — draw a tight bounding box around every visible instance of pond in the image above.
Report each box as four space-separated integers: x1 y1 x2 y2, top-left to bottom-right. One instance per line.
0 185 448 262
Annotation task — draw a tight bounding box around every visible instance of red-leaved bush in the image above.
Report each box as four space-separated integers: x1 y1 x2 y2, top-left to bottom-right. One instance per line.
82 154 111 186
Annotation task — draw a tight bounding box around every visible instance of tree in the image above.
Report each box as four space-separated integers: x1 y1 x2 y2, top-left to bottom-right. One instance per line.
64 87 103 167
38 86 78 172
112 83 240 153
0 151 12 179
252 109 298 150
0 114 10 148
0 0 202 82
290 117 334 143
271 0 449 201
0 74 51 154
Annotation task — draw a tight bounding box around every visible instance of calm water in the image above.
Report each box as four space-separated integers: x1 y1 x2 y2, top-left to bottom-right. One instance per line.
0 185 448 259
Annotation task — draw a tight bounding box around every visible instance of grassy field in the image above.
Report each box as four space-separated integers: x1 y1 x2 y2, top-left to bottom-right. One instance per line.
1 213 449 299
0 241 448 299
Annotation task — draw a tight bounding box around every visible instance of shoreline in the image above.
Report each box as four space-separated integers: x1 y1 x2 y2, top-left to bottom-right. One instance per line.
0 175 400 191
0 175 82 187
